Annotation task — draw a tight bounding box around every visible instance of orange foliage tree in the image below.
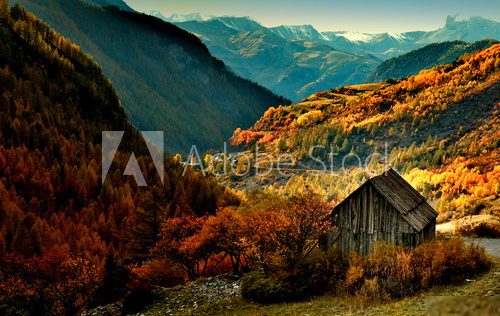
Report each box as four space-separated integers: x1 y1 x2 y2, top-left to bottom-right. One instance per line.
152 216 207 280
249 192 333 270
188 208 248 274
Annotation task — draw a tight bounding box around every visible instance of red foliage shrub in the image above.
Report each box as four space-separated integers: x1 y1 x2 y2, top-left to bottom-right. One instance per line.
258 132 276 144
152 216 207 280
132 259 185 287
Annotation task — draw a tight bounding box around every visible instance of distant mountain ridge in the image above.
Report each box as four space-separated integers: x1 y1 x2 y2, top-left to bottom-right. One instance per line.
146 12 500 101
417 16 500 44
173 16 381 101
145 10 213 23
269 24 329 42
155 12 500 53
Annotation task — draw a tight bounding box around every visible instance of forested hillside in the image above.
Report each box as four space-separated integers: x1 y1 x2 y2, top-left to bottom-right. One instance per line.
369 39 499 82
14 0 288 153
231 45 500 221
0 4 239 314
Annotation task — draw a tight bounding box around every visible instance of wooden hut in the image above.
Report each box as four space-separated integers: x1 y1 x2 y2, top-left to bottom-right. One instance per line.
322 169 438 255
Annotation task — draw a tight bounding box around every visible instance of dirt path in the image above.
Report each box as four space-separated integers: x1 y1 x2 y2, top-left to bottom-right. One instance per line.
436 215 499 234
467 238 500 258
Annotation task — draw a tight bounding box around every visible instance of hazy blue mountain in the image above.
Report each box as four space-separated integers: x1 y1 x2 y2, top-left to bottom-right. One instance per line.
322 16 500 57
145 10 213 23
417 16 500 44
269 24 329 42
321 31 425 57
144 9 169 21
163 13 499 101
369 39 499 82
210 16 267 32
176 17 381 101
16 0 288 153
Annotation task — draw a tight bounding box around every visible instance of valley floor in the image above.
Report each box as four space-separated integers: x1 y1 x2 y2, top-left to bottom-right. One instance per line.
142 240 500 316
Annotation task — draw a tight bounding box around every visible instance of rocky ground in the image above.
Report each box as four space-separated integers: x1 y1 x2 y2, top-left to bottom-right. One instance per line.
142 275 241 315
81 303 122 316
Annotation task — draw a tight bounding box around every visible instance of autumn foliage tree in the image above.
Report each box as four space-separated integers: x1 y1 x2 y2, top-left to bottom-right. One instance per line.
245 192 334 271
0 0 8 21
152 216 207 280
153 192 334 280
190 208 248 274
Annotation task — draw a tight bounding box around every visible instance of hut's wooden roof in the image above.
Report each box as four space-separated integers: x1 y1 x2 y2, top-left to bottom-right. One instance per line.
369 169 438 231
334 169 438 232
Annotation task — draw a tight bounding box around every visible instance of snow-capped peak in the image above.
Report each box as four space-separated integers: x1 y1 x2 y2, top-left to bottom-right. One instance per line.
143 11 213 23
329 31 376 43
167 13 213 23
270 24 329 41
324 31 410 43
387 32 407 42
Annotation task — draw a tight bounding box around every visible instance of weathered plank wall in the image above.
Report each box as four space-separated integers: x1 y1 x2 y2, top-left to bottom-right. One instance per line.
328 183 428 255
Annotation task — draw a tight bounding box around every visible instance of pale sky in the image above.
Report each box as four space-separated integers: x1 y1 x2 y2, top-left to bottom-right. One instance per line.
124 0 500 33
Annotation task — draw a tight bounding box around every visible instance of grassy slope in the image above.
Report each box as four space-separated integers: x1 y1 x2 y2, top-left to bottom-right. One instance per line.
143 257 500 315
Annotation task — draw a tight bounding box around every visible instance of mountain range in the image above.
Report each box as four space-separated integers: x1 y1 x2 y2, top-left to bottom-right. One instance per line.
145 10 213 23
14 0 288 153
173 16 382 101
149 12 500 101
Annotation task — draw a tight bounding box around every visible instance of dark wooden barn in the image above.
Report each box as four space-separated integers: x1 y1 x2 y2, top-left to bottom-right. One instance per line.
322 169 438 255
